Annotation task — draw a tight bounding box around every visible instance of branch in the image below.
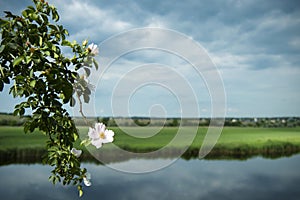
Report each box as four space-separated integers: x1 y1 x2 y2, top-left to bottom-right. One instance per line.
75 89 91 127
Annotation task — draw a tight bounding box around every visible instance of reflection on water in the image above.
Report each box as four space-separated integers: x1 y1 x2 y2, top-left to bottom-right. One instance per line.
1 146 300 166
0 155 300 200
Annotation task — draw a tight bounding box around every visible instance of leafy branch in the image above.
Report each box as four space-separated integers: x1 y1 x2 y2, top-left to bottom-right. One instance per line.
0 0 99 196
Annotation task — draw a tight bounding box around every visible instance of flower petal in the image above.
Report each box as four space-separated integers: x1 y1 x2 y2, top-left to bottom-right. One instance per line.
88 43 99 55
85 172 91 180
83 177 92 187
71 148 82 158
103 130 114 143
88 43 95 50
92 47 99 55
88 127 98 140
95 123 105 134
91 139 102 149
107 129 115 137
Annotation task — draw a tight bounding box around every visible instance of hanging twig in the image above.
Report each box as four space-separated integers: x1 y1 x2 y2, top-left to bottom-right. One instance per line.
75 89 91 127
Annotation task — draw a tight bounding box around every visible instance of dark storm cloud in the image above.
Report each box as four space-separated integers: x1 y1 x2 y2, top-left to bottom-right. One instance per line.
80 0 300 70
1 0 300 116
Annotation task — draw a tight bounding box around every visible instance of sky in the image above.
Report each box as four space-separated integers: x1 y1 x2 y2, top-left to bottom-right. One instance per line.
0 0 300 118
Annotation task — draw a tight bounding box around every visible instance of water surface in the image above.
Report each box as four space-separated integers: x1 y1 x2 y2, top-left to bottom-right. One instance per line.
0 155 300 200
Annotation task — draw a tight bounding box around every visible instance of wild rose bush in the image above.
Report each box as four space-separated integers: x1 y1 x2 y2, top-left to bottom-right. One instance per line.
0 0 113 196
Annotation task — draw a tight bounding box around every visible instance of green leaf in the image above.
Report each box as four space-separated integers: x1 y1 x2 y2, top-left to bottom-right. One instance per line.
63 29 69 36
24 123 30 133
62 40 71 46
29 69 34 78
93 58 99 70
13 109 19 116
70 97 76 107
44 51 51 56
82 40 88 46
27 6 35 11
3 77 10 84
19 108 25 116
73 133 78 141
78 186 83 197
59 93 65 100
49 24 58 31
25 56 32 64
4 11 14 18
13 56 24 66
62 82 73 101
85 87 91 95
16 21 23 27
0 19 9 27
54 53 59 59
51 8 60 22
0 81 4 92
39 36 43 46
83 94 90 103
0 65 4 76
31 13 38 21
7 43 18 50
15 75 25 82
0 45 5 54
30 80 36 87
22 10 28 17
80 139 91 146
84 68 90 76
51 45 56 51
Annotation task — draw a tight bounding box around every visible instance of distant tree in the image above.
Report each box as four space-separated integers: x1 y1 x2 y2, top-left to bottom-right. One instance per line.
108 118 117 127
101 117 110 125
133 118 150 126
168 118 179 127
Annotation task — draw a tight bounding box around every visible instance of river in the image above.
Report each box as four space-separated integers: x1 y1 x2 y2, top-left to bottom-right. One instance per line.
0 154 300 200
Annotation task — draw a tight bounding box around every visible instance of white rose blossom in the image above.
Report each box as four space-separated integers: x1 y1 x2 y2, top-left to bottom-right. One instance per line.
88 123 114 149
83 172 92 187
87 43 99 56
70 147 82 158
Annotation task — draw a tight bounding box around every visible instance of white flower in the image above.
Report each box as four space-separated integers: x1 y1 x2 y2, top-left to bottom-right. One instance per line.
71 148 82 158
88 123 114 149
83 172 92 187
78 75 95 91
87 43 99 56
86 82 95 92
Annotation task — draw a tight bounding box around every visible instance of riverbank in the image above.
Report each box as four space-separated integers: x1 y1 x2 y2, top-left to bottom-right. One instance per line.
0 126 300 165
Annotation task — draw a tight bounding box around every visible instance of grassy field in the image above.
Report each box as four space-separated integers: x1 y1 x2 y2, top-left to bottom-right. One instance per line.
1 126 300 151
0 126 47 150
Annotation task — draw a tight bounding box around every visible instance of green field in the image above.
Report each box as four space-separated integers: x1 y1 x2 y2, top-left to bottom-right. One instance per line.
1 126 300 161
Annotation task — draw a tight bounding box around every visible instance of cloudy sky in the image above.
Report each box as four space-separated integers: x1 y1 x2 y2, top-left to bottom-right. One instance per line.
0 0 300 118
